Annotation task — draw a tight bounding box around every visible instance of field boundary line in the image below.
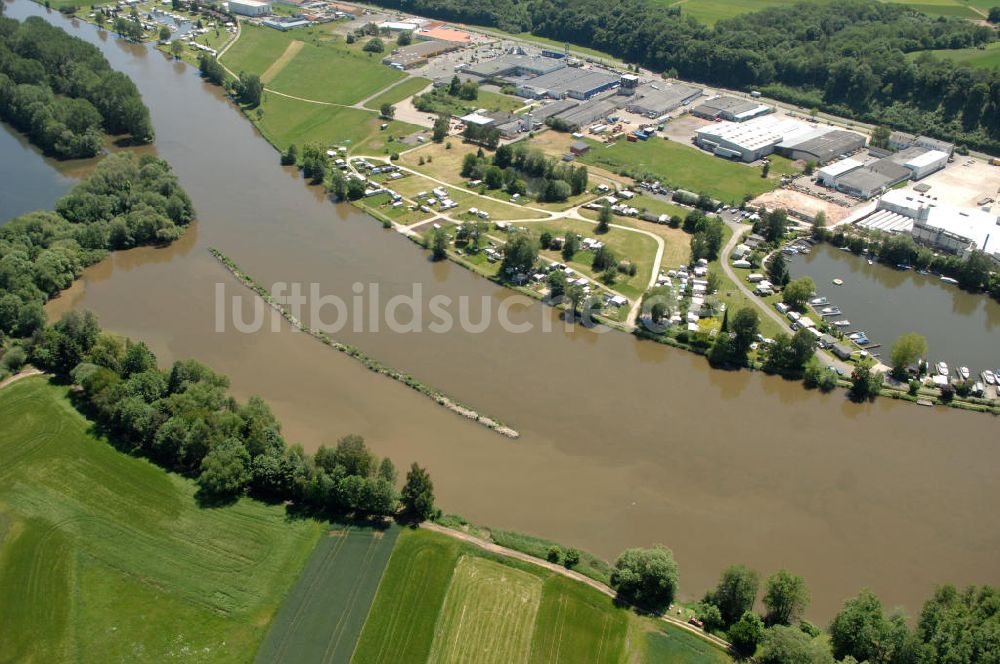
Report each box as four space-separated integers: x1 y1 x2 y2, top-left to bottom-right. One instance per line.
421 522 734 653
261 40 304 84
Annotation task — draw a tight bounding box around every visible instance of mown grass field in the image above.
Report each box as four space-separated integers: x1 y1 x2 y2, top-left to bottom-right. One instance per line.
266 41 405 105
353 528 734 664
221 23 293 76
577 137 792 205
253 93 420 153
0 377 322 663
659 0 985 24
255 525 400 664
427 556 542 664
363 77 433 110
914 42 1000 69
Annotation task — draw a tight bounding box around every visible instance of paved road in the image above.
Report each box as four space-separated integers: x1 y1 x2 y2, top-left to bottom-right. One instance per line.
719 223 855 374
421 521 735 653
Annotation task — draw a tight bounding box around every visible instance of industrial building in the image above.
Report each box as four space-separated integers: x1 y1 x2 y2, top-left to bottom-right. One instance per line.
263 15 309 29
548 96 619 129
464 55 565 79
624 83 703 118
775 128 866 163
415 26 471 43
515 67 619 100
888 131 955 157
228 0 271 16
817 158 863 187
833 169 904 200
860 189 1000 261
822 146 949 199
694 116 865 163
692 96 771 122
382 40 458 69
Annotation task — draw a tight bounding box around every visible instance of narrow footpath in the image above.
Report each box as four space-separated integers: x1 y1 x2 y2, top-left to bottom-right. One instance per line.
421 521 735 653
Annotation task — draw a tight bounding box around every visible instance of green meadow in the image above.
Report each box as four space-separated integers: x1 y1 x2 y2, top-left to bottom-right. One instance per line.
0 377 321 663
577 137 793 204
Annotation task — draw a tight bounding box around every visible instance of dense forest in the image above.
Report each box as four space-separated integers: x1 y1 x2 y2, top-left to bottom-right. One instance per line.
0 16 153 158
0 153 194 339
367 0 1000 153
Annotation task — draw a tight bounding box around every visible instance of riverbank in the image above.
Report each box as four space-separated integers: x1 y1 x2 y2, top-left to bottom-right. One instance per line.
209 248 521 438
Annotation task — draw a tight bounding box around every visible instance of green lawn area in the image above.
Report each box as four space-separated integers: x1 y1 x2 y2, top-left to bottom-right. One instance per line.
521 217 658 299
255 526 400 664
267 42 404 105
912 41 1000 69
530 575 628 664
577 137 792 205
428 556 542 664
657 0 982 24
662 0 814 25
0 377 321 663
363 77 433 110
416 88 526 116
252 93 418 153
221 23 293 75
391 175 548 220
643 621 734 663
355 191 434 226
351 529 460 664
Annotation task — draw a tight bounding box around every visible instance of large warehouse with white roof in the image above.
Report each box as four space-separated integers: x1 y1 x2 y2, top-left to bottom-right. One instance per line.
694 116 865 163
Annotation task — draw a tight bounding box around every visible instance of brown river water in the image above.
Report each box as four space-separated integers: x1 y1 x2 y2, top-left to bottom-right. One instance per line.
6 0 999 621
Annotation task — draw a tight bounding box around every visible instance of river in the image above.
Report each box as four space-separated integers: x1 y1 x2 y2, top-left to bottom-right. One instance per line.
0 122 81 225
5 0 999 622
790 244 1000 375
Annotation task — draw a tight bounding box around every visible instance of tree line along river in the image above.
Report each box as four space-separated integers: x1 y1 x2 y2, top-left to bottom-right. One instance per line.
4 0 999 621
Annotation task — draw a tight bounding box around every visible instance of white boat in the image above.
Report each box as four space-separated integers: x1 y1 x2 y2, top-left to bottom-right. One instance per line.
832 320 851 327
957 366 970 380
982 370 996 386
867 259 873 265
810 296 829 306
940 276 959 285
832 278 844 286
936 361 949 376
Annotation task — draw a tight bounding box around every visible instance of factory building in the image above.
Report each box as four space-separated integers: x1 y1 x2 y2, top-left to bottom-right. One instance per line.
816 158 863 187
382 40 458 69
775 128 866 163
624 83 703 118
228 0 271 16
550 96 619 129
695 116 865 164
888 131 955 157
870 190 1000 261
692 96 771 122
464 55 565 79
516 67 619 100
900 148 949 179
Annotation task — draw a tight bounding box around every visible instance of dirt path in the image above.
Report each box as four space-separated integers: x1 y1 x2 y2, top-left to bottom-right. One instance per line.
421 522 734 653
0 367 44 391
261 40 303 84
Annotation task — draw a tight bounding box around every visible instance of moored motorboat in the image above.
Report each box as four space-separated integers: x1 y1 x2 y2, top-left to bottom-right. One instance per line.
833 320 850 327
957 366 970 381
982 370 997 386
940 276 959 285
936 361 949 376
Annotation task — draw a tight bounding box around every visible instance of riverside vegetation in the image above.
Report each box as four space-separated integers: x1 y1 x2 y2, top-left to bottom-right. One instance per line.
0 15 153 158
